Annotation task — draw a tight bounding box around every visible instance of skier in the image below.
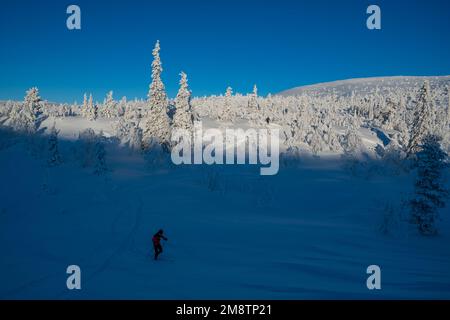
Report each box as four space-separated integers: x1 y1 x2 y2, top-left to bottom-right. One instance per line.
152 229 168 260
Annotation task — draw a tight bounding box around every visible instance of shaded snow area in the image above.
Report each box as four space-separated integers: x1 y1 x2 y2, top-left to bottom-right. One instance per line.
42 117 115 140
0 118 449 299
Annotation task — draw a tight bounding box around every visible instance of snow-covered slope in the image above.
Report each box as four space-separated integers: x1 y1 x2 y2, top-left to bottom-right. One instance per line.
278 76 450 97
0 120 450 299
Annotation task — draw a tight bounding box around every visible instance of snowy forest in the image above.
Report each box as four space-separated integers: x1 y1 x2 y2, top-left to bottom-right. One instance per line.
1 41 449 298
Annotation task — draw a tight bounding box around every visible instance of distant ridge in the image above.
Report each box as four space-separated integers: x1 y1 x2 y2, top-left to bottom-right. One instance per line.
278 76 450 97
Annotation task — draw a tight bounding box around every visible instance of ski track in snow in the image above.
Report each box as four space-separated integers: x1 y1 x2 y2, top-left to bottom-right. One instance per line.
56 191 144 299
88 195 143 279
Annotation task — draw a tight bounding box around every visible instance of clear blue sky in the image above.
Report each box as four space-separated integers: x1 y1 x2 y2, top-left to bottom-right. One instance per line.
1 0 450 103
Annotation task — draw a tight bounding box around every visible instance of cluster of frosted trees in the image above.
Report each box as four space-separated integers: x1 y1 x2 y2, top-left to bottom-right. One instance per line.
1 41 449 166
192 81 449 235
193 82 450 157
2 41 448 161
3 87 43 134
0 88 109 175
112 41 194 151
0 41 195 157
77 41 194 152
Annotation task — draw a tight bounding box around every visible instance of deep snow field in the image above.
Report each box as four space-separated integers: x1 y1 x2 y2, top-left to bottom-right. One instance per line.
1 116 449 299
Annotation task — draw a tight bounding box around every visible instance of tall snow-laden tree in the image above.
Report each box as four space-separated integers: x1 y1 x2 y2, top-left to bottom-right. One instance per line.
47 123 62 167
24 87 42 114
142 40 171 148
172 72 193 132
117 96 127 117
247 84 259 120
22 88 40 134
86 94 97 121
220 86 234 122
81 93 88 117
410 134 448 235
115 104 142 148
101 91 117 118
406 81 436 156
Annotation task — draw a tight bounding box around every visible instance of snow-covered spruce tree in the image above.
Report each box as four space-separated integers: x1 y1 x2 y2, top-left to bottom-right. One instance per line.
247 84 259 120
21 102 37 134
47 123 62 167
24 87 42 115
93 134 108 175
81 93 88 117
115 105 143 151
101 91 117 118
173 72 193 132
220 86 234 122
406 81 436 156
117 96 127 117
86 94 97 121
410 134 448 235
142 40 171 149
21 87 42 133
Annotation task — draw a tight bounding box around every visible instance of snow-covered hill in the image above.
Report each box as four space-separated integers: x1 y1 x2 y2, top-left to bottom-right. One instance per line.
278 76 450 97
